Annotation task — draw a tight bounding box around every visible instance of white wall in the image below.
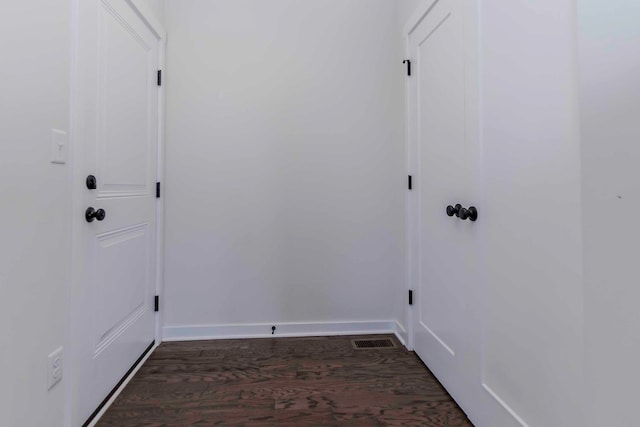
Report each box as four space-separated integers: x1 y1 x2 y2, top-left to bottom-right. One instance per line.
0 2 71 426
480 1 584 425
163 0 407 339
578 1 640 425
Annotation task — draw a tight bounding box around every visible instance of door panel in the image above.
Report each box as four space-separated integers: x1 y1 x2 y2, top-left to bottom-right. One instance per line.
98 2 154 195
72 0 159 424
410 0 469 387
94 224 149 352
416 7 466 360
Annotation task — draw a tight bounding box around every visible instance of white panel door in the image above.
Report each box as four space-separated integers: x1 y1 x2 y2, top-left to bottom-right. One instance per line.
73 0 159 424
407 1 501 425
409 0 474 404
407 2 525 426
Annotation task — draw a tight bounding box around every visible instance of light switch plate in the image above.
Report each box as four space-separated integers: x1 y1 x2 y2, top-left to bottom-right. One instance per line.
51 129 67 164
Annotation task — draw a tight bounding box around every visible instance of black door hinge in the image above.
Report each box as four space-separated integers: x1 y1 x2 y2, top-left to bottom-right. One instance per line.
154 295 159 312
157 70 162 86
408 175 412 190
409 290 413 306
403 59 411 76
156 182 160 198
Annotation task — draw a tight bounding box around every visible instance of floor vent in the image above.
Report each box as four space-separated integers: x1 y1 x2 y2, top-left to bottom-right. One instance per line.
351 338 397 350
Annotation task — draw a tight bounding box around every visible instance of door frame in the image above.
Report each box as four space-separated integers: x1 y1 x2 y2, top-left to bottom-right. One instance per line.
65 1 166 425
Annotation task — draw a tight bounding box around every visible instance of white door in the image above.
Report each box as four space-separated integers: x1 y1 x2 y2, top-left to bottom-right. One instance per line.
407 0 483 420
407 2 522 425
72 0 159 424
408 0 471 402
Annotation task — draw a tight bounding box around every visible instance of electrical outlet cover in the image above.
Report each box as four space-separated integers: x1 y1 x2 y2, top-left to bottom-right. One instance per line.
47 347 63 390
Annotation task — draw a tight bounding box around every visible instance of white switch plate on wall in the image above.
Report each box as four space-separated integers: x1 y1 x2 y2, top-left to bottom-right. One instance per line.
50 129 67 164
47 347 63 390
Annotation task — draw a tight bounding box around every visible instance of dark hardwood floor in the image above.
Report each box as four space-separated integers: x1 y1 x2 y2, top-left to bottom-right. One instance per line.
97 334 472 426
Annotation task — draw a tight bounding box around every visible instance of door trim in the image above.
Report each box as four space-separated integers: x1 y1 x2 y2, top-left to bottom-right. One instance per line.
403 0 441 353
65 1 166 426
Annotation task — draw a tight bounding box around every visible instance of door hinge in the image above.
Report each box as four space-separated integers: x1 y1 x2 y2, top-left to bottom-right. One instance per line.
154 295 159 312
408 175 412 190
403 59 411 76
156 182 160 198
409 290 413 306
157 70 162 86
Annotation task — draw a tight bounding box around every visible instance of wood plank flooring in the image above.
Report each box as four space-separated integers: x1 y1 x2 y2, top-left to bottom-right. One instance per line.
97 334 472 426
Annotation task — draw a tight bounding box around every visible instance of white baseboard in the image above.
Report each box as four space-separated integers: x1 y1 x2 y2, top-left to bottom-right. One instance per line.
393 320 408 346
163 320 408 346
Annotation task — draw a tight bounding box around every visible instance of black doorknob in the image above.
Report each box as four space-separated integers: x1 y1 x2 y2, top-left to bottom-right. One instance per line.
467 206 478 222
456 206 478 222
85 207 106 222
446 204 462 217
